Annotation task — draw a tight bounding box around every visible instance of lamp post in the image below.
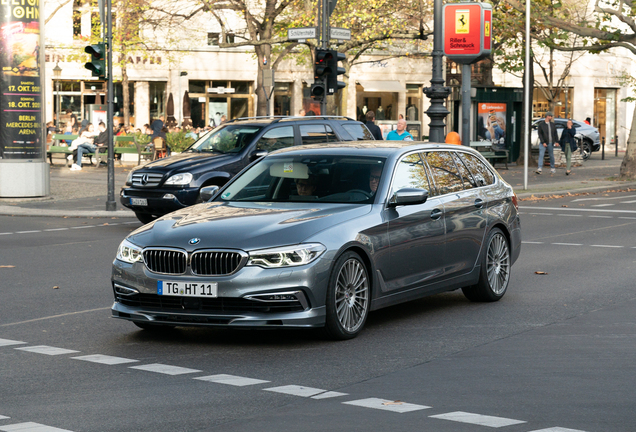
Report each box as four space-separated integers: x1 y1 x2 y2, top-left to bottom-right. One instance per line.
179 71 188 126
424 0 451 143
53 62 62 129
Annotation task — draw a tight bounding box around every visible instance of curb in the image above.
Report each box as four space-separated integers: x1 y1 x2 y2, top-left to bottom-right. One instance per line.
515 181 636 199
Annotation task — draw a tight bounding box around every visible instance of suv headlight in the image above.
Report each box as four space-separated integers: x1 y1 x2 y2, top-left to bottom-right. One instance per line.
247 244 326 268
116 239 143 264
164 173 193 186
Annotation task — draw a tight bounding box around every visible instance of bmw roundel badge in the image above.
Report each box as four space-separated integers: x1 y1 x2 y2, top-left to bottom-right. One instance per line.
189 238 201 245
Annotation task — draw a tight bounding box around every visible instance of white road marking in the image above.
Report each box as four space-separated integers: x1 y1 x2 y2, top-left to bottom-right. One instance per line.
527 428 588 432
557 214 582 217
70 226 95 229
129 363 202 375
264 385 326 397
0 233 12 235
0 307 111 328
620 199 636 204
590 244 624 248
0 415 9 420
194 374 269 387
553 243 583 246
591 204 614 207
618 216 636 220
343 397 430 413
15 230 41 234
15 346 79 356
0 422 74 432
71 354 139 365
589 215 613 218
522 241 544 244
429 411 526 427
525 212 554 216
572 194 636 202
519 206 636 214
0 338 26 347
43 228 69 232
311 391 349 399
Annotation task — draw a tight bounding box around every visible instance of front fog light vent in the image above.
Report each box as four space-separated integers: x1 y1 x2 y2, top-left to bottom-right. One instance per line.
114 283 139 296
245 291 309 310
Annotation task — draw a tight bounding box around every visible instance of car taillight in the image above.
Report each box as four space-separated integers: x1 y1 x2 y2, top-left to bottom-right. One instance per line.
512 193 519 210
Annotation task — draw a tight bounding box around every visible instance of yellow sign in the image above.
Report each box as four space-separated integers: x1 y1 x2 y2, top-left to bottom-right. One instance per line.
484 21 490 37
456 10 469 34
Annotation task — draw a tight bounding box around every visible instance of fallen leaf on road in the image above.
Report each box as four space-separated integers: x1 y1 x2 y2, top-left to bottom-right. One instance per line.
0 265 15 268
561 205 568 207
53 286 59 289
535 271 548 275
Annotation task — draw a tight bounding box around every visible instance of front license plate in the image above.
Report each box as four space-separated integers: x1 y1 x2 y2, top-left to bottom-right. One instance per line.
130 198 147 206
158 281 218 298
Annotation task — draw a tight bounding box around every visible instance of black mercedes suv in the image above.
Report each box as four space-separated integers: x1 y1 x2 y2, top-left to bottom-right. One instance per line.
121 116 374 223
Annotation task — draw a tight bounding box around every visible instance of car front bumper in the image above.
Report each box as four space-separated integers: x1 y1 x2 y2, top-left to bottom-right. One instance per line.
111 256 331 329
120 186 200 215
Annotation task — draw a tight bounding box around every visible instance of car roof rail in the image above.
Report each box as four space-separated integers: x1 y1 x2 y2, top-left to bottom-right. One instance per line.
226 115 358 124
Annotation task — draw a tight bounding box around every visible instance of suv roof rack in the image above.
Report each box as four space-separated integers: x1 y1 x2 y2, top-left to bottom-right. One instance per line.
227 115 357 124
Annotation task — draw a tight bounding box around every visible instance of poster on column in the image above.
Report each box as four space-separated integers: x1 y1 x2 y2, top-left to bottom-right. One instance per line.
477 103 506 150
0 0 42 160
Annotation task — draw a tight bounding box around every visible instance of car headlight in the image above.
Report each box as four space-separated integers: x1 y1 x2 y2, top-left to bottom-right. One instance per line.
116 239 143 264
247 243 326 268
165 173 193 186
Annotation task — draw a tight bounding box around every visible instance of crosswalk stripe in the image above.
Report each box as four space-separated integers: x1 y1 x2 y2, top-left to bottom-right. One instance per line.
263 385 326 397
0 422 74 432
343 397 430 413
194 374 269 387
0 338 26 347
429 411 526 427
15 346 79 356
129 363 201 375
526 428 588 432
71 354 139 365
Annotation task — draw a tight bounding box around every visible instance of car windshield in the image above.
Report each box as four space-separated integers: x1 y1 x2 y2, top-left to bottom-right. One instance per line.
186 125 263 154
219 155 386 204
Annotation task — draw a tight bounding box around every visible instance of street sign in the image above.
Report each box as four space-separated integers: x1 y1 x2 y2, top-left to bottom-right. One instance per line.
330 27 351 40
287 27 317 41
443 2 492 64
262 69 275 89
208 87 235 94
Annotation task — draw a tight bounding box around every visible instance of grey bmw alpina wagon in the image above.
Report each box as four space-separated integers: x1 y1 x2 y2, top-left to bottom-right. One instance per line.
112 142 521 339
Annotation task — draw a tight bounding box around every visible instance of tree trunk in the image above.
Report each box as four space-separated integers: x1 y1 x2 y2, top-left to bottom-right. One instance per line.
254 46 270 116
619 107 636 179
122 66 130 127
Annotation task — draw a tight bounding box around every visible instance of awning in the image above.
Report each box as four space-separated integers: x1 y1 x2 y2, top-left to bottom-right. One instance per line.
357 80 406 92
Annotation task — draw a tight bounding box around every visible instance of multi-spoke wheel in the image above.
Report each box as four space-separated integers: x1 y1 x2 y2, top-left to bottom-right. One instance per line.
462 228 510 302
324 251 370 340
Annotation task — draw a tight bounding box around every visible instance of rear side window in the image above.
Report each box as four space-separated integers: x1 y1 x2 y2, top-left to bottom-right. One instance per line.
423 151 464 195
342 123 374 141
457 152 495 186
451 152 477 189
255 126 295 152
300 124 335 145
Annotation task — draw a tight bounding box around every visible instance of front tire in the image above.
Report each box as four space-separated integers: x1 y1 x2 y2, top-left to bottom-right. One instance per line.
462 228 510 302
580 140 592 160
324 251 370 340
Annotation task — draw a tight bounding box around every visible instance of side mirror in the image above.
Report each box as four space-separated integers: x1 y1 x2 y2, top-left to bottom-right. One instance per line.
199 185 220 202
250 150 268 161
388 188 429 208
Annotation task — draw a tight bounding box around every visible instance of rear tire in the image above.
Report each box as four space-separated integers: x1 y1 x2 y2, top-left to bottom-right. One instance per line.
462 228 510 302
324 251 370 340
135 212 156 224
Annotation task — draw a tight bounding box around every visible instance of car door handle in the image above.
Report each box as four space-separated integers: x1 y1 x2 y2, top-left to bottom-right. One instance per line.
430 209 442 220
474 199 484 209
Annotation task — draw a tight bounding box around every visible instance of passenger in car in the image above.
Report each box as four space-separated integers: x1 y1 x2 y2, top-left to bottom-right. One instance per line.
296 176 318 196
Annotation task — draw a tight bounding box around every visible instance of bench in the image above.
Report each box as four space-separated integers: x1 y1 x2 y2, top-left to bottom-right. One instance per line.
479 149 509 169
113 135 153 166
47 134 98 167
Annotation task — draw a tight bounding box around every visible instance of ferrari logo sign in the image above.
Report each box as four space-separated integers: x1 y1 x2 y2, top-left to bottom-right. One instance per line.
484 21 490 37
456 10 470 34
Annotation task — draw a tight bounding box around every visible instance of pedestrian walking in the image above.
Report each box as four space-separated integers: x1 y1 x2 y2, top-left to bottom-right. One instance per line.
386 119 413 141
365 111 383 140
558 119 577 175
537 111 558 174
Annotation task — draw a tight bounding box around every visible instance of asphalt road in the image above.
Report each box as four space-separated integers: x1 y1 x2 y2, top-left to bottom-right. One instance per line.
0 191 635 432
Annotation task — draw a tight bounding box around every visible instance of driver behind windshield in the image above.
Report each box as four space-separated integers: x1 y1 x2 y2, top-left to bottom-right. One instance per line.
295 175 318 196
369 165 382 194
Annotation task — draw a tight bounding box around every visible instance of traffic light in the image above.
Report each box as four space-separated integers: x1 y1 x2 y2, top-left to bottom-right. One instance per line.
326 50 346 95
84 43 106 79
312 49 333 100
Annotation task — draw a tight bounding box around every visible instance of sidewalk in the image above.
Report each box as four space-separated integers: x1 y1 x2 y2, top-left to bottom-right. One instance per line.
0 152 634 218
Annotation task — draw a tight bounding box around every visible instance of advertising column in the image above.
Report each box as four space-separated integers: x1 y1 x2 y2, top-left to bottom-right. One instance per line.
0 0 49 197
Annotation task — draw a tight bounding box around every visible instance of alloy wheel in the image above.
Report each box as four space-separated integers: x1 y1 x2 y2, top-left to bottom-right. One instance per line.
486 233 510 295
334 258 369 333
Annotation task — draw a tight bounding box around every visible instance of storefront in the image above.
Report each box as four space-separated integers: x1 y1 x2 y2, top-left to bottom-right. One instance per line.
187 80 254 128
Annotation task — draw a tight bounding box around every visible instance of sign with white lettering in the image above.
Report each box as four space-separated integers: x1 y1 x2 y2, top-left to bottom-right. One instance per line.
443 2 492 64
287 27 317 41
330 27 351 40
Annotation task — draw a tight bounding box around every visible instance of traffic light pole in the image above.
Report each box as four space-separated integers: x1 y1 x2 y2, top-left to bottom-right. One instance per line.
105 0 116 211
320 0 328 114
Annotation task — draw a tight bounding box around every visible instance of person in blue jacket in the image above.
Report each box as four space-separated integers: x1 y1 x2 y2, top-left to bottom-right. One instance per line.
558 119 577 175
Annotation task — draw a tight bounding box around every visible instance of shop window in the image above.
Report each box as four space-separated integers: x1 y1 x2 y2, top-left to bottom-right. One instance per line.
207 33 219 46
149 81 166 120
189 81 206 94
532 88 574 119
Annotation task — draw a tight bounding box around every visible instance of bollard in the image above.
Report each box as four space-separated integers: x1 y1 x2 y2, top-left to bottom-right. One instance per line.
616 135 619 157
602 136 605 160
